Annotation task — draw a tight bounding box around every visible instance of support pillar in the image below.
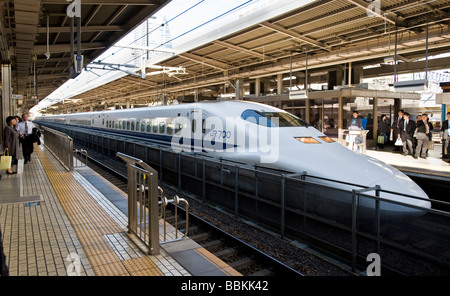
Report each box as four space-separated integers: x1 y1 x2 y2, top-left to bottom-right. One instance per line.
255 78 261 96
305 98 310 124
235 78 244 100
1 63 12 146
277 74 283 95
372 97 378 140
338 94 343 130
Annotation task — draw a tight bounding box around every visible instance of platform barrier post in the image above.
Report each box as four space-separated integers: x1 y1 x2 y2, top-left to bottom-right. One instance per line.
351 190 359 273
117 152 160 255
42 127 74 171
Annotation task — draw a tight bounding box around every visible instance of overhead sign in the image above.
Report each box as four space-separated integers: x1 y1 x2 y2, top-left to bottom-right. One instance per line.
394 79 428 92
289 90 308 99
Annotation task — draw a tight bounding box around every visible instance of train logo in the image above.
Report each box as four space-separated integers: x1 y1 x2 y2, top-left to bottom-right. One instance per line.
171 108 280 163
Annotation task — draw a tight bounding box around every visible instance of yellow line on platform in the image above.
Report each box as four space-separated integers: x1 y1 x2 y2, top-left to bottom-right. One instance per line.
35 147 163 276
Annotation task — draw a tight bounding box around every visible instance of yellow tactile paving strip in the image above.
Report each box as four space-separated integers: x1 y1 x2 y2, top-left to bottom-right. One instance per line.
35 147 163 276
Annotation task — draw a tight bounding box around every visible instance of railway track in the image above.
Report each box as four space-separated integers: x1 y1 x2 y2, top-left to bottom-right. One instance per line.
74 152 305 276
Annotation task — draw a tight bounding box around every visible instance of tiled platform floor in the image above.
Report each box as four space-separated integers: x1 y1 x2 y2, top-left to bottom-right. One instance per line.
0 144 189 276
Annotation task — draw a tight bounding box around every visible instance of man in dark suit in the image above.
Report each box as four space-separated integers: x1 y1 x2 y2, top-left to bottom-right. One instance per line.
400 112 416 156
415 114 432 159
391 109 404 151
440 112 450 159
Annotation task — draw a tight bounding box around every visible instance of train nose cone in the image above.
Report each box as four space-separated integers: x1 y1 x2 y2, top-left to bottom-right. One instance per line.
368 173 431 218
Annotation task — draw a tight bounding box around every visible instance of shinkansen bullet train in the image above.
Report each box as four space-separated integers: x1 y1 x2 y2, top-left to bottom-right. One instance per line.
36 100 431 219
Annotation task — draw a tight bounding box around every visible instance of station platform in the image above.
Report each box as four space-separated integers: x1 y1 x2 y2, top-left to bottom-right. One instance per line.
0 143 240 276
365 142 450 180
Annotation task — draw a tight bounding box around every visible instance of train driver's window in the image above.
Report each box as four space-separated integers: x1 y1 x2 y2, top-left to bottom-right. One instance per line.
175 123 183 134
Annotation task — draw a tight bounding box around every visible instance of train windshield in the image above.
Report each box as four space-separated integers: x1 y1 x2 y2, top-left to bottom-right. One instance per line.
241 110 308 127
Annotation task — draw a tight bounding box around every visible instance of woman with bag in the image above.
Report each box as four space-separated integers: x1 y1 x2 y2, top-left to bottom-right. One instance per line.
2 116 20 174
377 114 390 149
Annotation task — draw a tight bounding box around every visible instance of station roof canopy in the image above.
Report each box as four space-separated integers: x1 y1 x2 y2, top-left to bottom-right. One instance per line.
2 0 450 113
0 0 170 105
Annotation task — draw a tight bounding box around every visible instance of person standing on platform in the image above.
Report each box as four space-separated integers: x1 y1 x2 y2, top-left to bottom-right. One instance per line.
440 112 450 160
348 110 363 152
16 113 35 164
377 114 390 149
400 112 416 156
415 114 432 159
3 116 20 174
391 109 404 152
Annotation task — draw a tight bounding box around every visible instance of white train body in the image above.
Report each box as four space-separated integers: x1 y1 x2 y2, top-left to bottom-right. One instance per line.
36 100 431 219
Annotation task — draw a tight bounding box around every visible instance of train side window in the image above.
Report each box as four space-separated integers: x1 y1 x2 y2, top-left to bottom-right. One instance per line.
153 122 158 133
159 122 166 134
130 121 135 131
135 121 140 131
192 119 196 133
115 121 118 129
147 121 152 133
167 123 173 135
127 121 131 130
119 121 122 129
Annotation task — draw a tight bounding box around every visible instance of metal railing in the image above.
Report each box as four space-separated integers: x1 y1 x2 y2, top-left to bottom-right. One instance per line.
42 127 73 171
74 149 88 167
117 152 160 255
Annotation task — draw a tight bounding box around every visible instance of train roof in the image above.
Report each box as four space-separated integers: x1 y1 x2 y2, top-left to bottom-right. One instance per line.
38 100 284 118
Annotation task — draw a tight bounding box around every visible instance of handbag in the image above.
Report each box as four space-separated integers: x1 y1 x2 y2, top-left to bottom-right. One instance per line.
17 158 24 174
377 135 385 144
394 137 403 146
427 141 434 150
0 151 12 170
389 131 393 141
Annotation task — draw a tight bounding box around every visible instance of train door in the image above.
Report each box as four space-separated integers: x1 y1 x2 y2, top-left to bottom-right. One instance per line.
190 110 206 135
190 109 206 151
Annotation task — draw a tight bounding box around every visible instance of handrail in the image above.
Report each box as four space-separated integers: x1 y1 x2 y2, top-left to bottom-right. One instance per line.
158 185 189 242
74 149 88 167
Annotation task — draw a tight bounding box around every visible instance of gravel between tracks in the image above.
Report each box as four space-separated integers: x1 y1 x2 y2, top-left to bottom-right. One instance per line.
163 186 354 276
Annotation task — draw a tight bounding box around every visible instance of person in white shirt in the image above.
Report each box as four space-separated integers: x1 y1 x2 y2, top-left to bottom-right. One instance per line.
16 113 35 163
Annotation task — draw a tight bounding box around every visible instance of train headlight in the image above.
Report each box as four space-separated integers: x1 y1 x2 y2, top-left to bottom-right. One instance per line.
319 136 335 143
295 137 320 144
